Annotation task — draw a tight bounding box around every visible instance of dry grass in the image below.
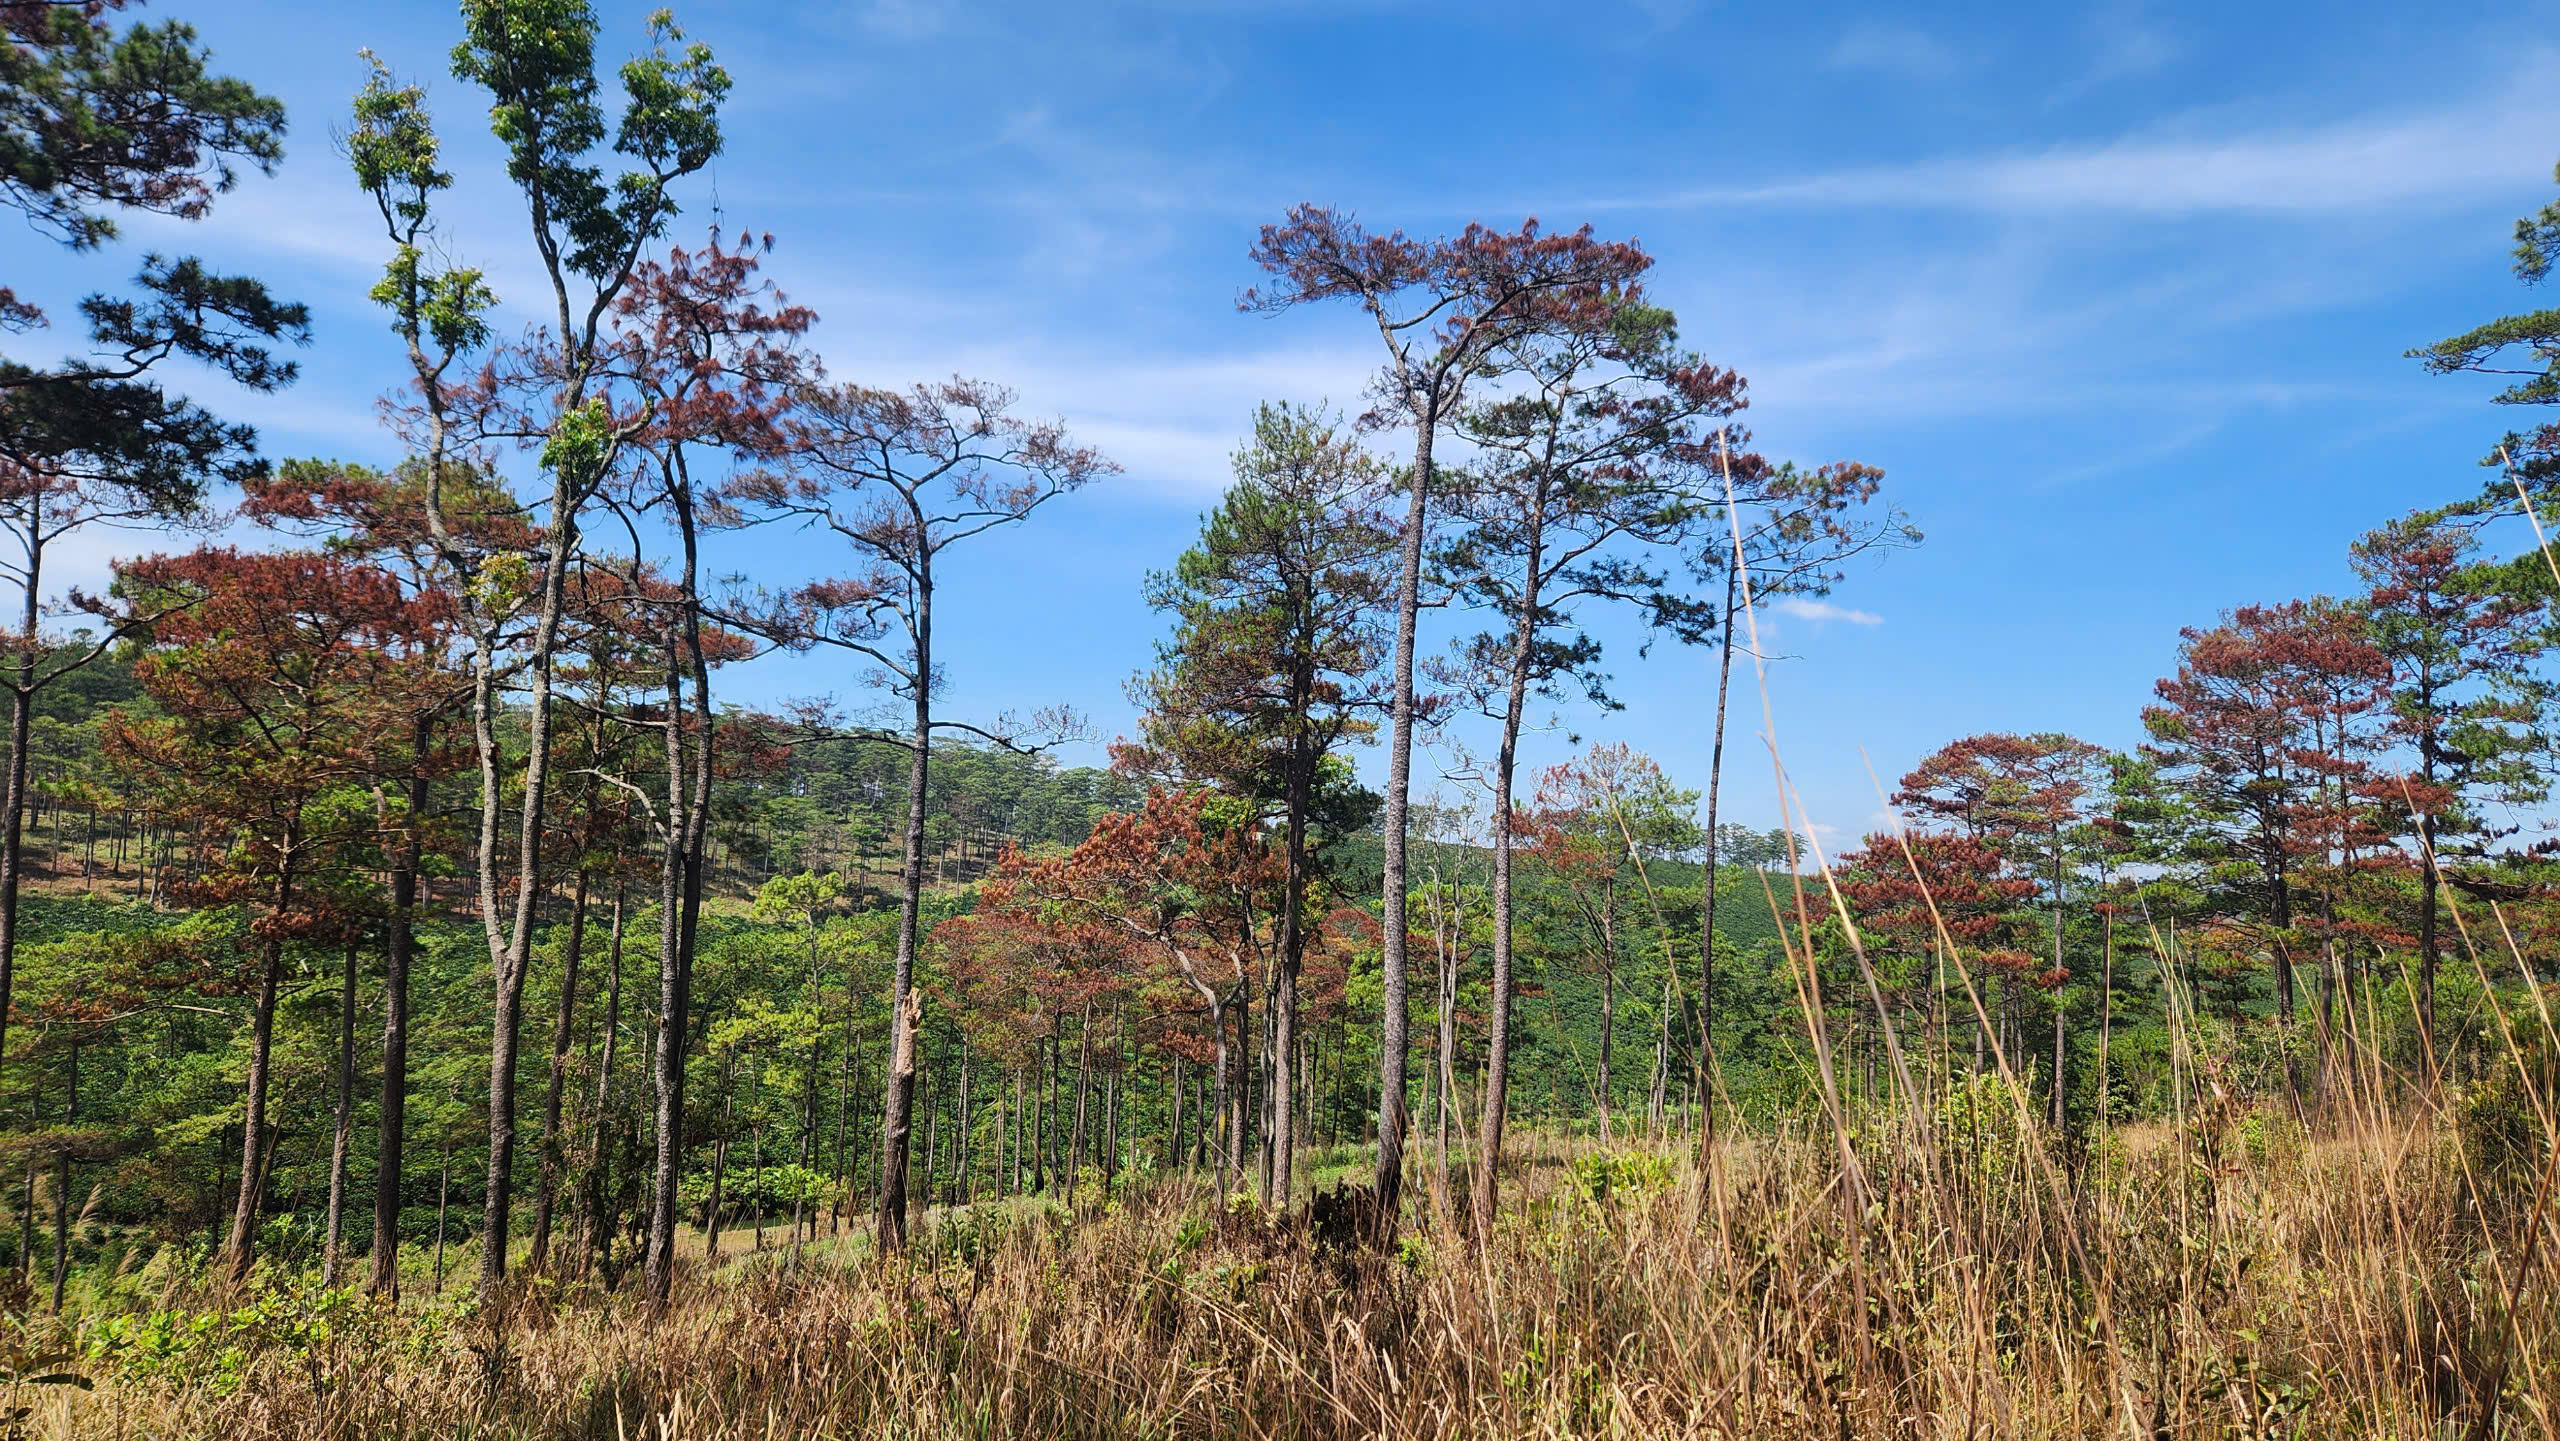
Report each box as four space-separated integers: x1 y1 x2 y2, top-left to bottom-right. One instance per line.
13 1090 2556 1441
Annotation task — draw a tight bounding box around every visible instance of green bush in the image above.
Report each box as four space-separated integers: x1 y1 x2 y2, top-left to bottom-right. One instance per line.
1569 1148 1675 1207
1935 1071 2037 1206
2454 1023 2558 1216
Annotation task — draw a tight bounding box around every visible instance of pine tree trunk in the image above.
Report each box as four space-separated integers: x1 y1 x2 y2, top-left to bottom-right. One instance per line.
529 870 590 1274
705 1062 734 1262
642 602 716 1307
1068 1006 1094 1208
1473 514 1543 1242
1372 414 1435 1231
369 727 430 1299
1166 1055 1184 1174
878 574 934 1251
225 926 288 1286
48 1044 75 1314
323 938 359 1286
431 1139 451 1295
2098 908 2114 1132
577 884 626 1279
1597 894 1616 1144
953 1038 972 1208
0 595 41 1110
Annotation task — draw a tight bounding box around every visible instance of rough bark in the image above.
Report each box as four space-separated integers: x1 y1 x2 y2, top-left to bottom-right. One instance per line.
1372 418 1433 1231
528 870 589 1273
224 935 285 1285
369 722 430 1298
1471 510 1542 1241
323 937 359 1286
877 577 932 1251
577 884 625 1277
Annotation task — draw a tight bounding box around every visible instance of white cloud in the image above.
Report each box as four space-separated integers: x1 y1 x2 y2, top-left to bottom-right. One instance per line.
1616 57 2560 217
1773 598 1884 626
1827 22 1964 80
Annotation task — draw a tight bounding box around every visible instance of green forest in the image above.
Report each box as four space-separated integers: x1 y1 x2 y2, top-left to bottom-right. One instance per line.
7 3 2560 1438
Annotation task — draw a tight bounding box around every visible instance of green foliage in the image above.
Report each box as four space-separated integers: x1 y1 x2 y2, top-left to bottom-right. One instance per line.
539 397 614 492
450 0 729 287
1568 1148 1675 1207
1935 1071 2037 1205
2455 1027 2559 1214
85 1280 454 1398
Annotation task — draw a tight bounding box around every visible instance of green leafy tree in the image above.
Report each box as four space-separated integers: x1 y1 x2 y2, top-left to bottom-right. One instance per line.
356 0 730 1301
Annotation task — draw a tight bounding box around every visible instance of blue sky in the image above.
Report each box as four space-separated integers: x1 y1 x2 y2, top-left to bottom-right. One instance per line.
13 0 2560 851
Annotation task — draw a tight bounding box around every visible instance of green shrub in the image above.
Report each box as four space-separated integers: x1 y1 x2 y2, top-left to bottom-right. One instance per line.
2455 1023 2558 1215
1569 1148 1675 1207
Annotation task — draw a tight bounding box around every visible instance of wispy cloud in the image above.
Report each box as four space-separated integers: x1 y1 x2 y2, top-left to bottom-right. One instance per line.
1613 56 2560 217
1773 598 1884 626
1827 22 1964 80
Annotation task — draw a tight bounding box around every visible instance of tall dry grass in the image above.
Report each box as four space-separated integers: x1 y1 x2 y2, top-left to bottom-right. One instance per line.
11 1074 2555 1440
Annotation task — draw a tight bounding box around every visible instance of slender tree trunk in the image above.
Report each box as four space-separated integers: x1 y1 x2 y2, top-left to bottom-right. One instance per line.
953 1037 973 1208
643 593 716 1306
750 1073 766 1251
1434 903 1458 1222
476 651 557 1294
1650 959 1673 1139
529 869 590 1274
370 726 429 1298
0 564 42 1083
1372 414 1435 1231
1103 1046 1121 1195
225 866 293 1287
705 1060 734 1261
323 937 359 1286
1256 970 1277 1197
1034 1025 1055 1194
2050 842 2068 1130
48 1043 75 1314
879 586 932 1250
578 884 626 1277
2051 1001 2068 1130
1192 1070 1208 1169
1068 1006 1094 1208
20 1126 38 1286
1473 520 1542 1242
1230 1000 1251 1187
830 1012 855 1233
1011 1066 1026 1195
1203 1003 1233 1190
1166 1055 1185 1174
431 1138 451 1294
2098 907 2114 1132
1695 560 1739 1195
1597 895 1616 1143
2419 809 2440 1068
921 1062 938 1210
1271 691 1314 1208
795 947 823 1245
